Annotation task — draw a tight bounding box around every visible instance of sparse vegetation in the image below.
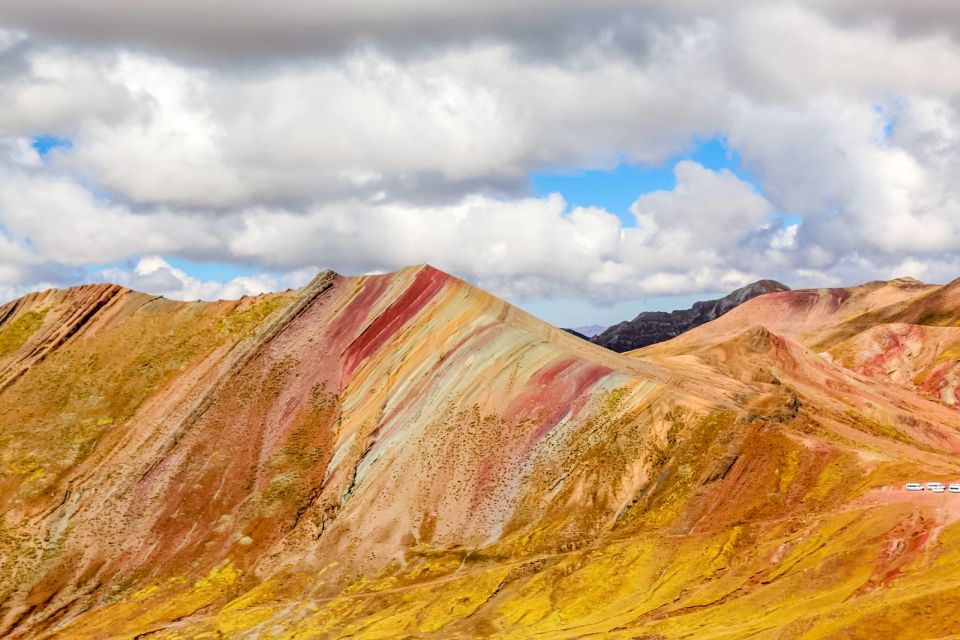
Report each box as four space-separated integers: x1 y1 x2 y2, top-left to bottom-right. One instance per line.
3 274 960 639
0 309 47 359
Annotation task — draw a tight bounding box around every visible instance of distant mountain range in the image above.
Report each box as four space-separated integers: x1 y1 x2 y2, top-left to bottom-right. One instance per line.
587 279 790 352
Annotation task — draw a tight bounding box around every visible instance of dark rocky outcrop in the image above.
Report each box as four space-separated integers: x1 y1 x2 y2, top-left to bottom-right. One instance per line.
591 279 790 352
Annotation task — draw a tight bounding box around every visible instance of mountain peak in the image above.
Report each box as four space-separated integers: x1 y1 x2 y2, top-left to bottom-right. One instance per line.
592 279 790 353
728 279 790 299
5 266 960 637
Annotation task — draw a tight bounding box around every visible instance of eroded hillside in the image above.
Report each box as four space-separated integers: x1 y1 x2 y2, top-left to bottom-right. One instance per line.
1 267 960 638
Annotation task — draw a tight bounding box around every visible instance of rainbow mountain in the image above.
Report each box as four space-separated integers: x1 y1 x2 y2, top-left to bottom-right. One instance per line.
2 265 960 638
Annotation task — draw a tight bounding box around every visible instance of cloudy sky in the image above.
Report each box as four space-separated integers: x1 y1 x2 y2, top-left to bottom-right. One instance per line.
1 1 959 326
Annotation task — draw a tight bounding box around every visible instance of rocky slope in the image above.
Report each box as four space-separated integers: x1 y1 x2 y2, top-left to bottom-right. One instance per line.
1 267 959 638
592 279 790 352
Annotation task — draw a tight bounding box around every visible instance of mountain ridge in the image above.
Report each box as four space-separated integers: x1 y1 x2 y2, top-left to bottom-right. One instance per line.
2 266 960 638
591 279 790 352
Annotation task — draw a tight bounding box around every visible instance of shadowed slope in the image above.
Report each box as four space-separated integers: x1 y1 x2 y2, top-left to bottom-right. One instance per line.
1 268 960 638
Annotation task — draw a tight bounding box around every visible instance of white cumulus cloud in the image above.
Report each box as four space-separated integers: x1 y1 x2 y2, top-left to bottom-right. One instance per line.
0 1 959 314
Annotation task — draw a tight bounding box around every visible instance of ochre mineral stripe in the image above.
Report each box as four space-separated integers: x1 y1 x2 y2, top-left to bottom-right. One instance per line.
136 270 337 484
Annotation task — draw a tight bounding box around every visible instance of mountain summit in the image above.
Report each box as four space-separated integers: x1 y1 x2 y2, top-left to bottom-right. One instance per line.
2 267 960 638
592 279 790 352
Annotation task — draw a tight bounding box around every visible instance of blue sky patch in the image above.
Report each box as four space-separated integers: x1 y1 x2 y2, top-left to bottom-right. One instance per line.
31 135 73 159
164 257 265 282
530 136 763 226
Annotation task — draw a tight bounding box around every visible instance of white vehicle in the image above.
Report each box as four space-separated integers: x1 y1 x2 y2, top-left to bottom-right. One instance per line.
927 482 945 491
949 484 960 493
905 483 924 491
933 485 946 493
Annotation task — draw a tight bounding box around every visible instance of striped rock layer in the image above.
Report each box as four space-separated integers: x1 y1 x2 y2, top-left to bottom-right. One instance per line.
1 266 960 638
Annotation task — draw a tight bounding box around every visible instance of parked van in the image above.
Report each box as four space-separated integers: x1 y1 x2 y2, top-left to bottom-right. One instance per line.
932 485 946 493
905 483 924 491
927 482 945 490
950 483 960 493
